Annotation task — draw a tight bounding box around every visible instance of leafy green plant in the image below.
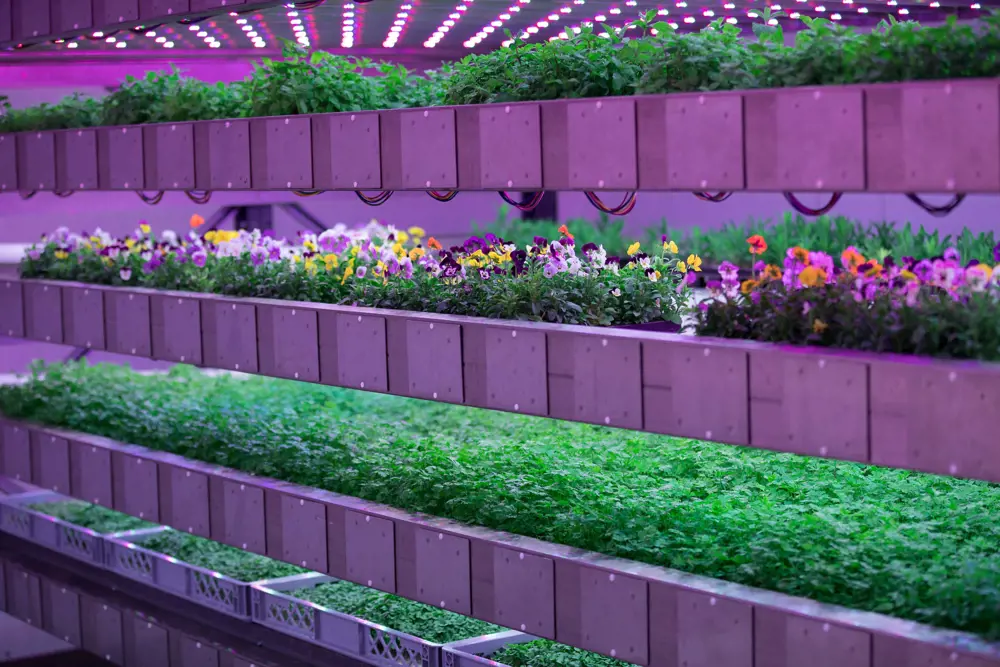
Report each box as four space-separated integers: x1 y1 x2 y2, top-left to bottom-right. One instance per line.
493 641 629 667
138 530 307 582
29 501 154 532
296 582 500 643
5 362 1000 639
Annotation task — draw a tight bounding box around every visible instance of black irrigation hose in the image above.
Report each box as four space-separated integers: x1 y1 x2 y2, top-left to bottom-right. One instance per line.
185 190 212 204
293 190 325 197
783 192 842 217
906 193 966 217
355 190 394 206
17 191 37 200
427 190 459 202
498 191 545 211
136 190 165 205
53 191 75 198
585 191 637 216
693 191 733 203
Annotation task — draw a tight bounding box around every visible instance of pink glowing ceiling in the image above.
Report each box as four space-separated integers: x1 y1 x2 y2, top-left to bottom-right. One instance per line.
21 0 994 58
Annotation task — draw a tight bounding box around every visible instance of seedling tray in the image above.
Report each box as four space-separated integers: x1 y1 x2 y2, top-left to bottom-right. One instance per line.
443 631 539 667
252 572 442 667
0 491 105 566
104 526 251 619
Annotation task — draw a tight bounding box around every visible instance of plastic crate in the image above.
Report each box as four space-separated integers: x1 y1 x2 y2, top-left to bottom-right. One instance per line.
104 526 250 619
0 491 105 565
251 572 442 667
443 631 540 667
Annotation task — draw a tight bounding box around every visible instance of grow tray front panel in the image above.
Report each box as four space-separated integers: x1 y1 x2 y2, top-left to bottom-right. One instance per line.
749 348 869 462
456 102 543 190
150 292 204 365
257 303 321 384
0 491 105 565
0 278 25 338
16 132 57 192
866 79 1000 193
194 120 251 191
143 123 196 191
249 116 313 190
381 108 458 190
105 289 154 358
744 86 866 192
312 111 382 190
318 311 390 394
50 0 94 33
159 461 211 539
327 506 397 593
0 423 31 482
23 281 63 344
41 578 84 647
70 438 114 508
264 488 328 572
55 129 100 192
542 98 637 191
0 133 16 192
636 91 745 191
201 296 259 373
97 126 146 190
30 431 71 495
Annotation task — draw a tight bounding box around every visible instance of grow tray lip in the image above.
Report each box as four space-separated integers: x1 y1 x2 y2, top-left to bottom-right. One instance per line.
3 421 999 663
0 489 106 565
252 571 443 646
104 524 252 619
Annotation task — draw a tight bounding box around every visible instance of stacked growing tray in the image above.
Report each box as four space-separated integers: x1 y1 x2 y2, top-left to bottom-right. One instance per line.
0 81 996 194
0 488 548 667
2 29 1000 667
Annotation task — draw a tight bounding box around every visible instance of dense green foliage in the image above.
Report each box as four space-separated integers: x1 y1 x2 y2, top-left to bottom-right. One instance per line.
295 582 500 643
4 363 1000 639
29 500 154 532
478 208 1000 269
3 14 1000 132
492 641 629 667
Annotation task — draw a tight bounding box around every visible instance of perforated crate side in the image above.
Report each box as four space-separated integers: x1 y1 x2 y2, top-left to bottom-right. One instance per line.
104 527 249 619
0 491 104 564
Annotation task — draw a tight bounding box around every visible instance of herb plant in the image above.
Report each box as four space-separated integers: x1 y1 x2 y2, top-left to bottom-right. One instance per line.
294 582 500 643
5 363 1000 640
29 501 154 533
137 530 308 582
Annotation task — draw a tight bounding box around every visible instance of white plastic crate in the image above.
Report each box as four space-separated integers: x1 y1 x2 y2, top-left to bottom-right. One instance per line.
0 491 105 565
104 526 250 619
443 631 540 667
252 572 443 667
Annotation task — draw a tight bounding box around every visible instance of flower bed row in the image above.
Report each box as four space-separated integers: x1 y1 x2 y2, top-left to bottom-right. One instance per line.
484 210 1000 273
0 0 283 50
7 222 1000 482
1 366 999 666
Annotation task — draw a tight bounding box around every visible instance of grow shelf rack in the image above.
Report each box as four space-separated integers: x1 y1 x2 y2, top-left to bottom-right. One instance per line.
1 424 997 667
0 81 996 195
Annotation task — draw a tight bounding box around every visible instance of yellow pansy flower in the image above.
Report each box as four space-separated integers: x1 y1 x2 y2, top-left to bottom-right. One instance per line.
676 261 686 273
408 226 426 238
686 254 703 272
54 250 68 260
409 247 425 261
396 231 410 243
627 242 641 256
323 254 339 271
663 240 678 254
139 223 151 234
341 265 354 284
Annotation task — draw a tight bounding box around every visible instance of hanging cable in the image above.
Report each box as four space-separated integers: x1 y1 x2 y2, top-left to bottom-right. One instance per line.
906 193 966 217
427 190 458 202
498 191 545 211
185 190 212 204
291 0 327 8
355 191 394 206
17 191 37 200
783 192 842 217
292 189 324 197
693 191 732 203
584 191 637 216
53 190 74 198
136 190 165 205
